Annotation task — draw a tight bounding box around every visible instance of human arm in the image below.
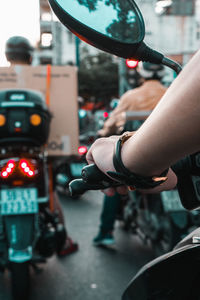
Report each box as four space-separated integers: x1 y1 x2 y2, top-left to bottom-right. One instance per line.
87 50 200 192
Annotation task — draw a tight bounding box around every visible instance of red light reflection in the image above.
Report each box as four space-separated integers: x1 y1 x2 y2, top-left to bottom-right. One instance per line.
78 146 88 155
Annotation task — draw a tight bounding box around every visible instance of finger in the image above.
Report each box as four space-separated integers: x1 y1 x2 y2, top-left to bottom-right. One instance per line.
86 137 105 164
101 187 116 197
86 147 94 165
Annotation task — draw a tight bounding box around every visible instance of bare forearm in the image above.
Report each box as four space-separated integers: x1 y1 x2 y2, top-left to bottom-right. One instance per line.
121 50 200 176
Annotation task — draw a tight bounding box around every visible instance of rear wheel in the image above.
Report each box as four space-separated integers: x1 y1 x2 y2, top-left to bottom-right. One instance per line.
11 262 30 300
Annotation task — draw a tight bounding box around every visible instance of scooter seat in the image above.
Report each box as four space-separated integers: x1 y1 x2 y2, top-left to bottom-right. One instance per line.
122 242 200 300
174 227 200 250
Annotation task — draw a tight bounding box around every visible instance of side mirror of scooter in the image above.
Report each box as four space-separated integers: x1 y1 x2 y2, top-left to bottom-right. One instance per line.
48 0 182 74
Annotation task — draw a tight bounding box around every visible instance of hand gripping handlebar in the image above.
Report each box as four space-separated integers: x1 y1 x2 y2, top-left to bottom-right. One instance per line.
69 164 120 197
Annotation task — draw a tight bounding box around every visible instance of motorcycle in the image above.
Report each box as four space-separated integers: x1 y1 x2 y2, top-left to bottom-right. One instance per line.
55 130 97 197
120 188 200 256
48 0 200 298
115 115 200 256
0 88 67 300
122 227 200 300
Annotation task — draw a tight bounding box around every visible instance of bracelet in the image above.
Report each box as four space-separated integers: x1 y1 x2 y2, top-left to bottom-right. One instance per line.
107 132 168 189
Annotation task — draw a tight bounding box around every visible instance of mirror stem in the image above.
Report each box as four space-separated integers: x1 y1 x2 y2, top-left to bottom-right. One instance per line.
162 57 182 75
135 43 182 75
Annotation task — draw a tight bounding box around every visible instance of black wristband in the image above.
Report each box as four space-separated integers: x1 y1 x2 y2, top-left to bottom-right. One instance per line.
107 135 168 189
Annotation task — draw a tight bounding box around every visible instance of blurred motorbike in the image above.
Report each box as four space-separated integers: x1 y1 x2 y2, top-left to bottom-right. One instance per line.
55 130 97 196
0 89 66 300
121 188 200 256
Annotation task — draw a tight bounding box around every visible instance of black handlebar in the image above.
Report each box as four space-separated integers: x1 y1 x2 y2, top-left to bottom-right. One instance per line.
81 164 110 182
69 164 120 197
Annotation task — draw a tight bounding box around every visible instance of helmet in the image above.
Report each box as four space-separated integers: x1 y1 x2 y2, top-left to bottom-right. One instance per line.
5 36 33 63
138 62 165 80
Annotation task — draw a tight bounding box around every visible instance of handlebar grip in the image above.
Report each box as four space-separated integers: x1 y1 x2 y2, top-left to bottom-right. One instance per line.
81 164 109 183
69 179 109 197
69 164 122 197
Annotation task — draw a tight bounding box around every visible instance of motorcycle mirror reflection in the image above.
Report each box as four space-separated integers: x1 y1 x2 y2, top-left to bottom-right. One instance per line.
48 0 182 74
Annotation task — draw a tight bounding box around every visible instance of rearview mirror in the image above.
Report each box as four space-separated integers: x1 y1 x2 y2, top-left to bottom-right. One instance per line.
48 0 182 74
48 0 145 59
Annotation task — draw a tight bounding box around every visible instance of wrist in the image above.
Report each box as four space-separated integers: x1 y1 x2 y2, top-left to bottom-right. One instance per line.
108 132 168 190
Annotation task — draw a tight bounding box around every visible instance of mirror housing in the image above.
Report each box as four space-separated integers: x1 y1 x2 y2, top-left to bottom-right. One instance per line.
122 245 200 300
48 0 146 59
48 0 182 74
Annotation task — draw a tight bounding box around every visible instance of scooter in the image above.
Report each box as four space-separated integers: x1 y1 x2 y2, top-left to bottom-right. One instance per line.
0 89 66 300
55 130 97 196
48 0 200 298
122 227 200 300
121 187 200 256
119 116 200 256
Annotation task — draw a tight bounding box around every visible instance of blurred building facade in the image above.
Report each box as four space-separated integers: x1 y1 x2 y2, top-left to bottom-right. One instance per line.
138 0 199 65
33 0 97 66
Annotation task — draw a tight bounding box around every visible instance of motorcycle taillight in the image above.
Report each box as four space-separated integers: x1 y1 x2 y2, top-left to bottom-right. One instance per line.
19 159 35 177
78 146 87 155
1 159 15 178
0 158 37 179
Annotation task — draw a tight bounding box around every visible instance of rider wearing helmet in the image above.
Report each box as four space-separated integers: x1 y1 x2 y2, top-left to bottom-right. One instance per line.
138 61 165 80
98 62 167 137
93 63 167 247
5 36 33 65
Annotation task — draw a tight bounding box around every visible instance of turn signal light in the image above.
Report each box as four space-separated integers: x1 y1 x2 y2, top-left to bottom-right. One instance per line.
0 114 6 126
30 114 41 126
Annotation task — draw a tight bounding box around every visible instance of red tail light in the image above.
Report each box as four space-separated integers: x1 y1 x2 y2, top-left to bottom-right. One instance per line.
103 112 109 118
0 159 37 179
1 159 15 178
78 146 88 155
126 59 139 68
2 171 9 178
19 159 35 177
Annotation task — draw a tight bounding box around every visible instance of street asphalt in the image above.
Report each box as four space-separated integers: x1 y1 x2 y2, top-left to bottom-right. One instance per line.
0 191 154 300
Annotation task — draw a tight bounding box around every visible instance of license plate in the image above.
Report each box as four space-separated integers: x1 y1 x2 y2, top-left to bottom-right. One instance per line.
161 190 185 212
70 162 87 177
1 188 38 215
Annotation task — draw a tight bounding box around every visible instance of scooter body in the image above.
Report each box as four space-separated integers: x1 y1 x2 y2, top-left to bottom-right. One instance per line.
122 227 200 300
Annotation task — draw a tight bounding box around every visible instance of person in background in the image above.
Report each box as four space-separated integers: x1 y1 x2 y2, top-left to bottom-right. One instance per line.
93 63 167 246
5 36 78 256
98 62 167 137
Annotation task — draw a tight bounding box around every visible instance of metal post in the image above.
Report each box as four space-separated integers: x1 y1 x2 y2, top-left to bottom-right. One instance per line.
75 36 80 67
